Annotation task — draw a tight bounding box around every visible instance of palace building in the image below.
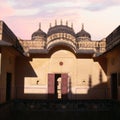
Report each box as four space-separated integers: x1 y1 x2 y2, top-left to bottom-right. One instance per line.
0 20 120 103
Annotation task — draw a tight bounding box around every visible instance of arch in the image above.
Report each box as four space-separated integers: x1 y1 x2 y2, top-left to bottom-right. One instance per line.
47 41 77 55
48 43 77 57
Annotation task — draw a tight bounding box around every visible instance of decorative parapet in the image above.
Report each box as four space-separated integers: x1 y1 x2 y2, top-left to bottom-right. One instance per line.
98 39 106 53
46 32 76 51
20 37 106 56
19 40 46 52
77 39 106 54
47 33 76 44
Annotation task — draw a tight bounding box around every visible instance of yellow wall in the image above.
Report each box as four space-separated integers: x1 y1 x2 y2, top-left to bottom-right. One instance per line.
16 49 107 100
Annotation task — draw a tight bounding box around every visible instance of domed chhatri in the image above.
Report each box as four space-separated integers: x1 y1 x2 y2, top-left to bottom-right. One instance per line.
47 20 75 37
76 24 91 39
32 23 46 40
31 21 91 41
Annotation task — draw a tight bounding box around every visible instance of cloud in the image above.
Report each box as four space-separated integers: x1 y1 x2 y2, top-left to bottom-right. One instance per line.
1 0 120 40
7 0 88 15
85 0 120 11
0 0 14 19
7 0 120 11
14 8 40 16
5 0 120 19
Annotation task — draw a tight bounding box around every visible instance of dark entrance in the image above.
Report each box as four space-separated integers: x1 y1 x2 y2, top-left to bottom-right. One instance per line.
48 73 68 100
111 73 118 99
6 72 12 101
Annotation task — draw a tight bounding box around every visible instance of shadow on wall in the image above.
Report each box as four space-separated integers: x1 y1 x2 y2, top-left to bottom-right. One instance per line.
68 70 109 100
15 57 38 99
15 57 109 100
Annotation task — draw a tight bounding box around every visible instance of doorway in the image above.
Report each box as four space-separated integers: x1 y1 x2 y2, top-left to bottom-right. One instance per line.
48 73 68 100
6 73 12 101
55 74 61 99
111 73 118 99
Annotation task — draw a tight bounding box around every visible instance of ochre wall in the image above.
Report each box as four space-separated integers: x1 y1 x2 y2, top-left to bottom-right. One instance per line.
0 47 16 103
16 49 107 100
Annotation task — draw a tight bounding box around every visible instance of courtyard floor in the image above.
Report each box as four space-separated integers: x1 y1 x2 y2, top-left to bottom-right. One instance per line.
0 99 120 120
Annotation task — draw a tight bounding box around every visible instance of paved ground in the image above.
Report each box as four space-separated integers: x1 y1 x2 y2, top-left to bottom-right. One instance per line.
0 99 120 120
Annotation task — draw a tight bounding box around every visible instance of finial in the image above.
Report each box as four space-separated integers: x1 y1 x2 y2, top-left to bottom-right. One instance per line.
66 20 68 26
71 23 73 28
60 19 63 25
82 23 84 30
39 22 41 30
49 23 52 28
55 19 57 26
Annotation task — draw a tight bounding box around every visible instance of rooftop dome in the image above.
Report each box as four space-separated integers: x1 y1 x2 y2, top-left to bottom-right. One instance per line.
47 23 75 37
76 24 91 39
32 23 46 39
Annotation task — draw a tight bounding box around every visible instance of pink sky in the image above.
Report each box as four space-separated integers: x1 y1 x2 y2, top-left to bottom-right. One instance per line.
0 0 120 40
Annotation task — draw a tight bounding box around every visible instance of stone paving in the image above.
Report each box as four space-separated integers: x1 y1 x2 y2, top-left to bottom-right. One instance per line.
0 99 119 120
13 99 116 112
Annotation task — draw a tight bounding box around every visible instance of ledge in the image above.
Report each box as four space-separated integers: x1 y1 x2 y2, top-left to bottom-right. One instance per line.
0 40 12 46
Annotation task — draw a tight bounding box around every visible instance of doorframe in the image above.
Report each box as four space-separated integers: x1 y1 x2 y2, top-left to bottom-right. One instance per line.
48 73 68 100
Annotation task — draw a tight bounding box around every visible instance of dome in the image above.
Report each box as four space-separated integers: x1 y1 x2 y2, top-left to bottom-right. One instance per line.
32 29 46 38
76 24 91 39
47 25 75 37
32 24 46 39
